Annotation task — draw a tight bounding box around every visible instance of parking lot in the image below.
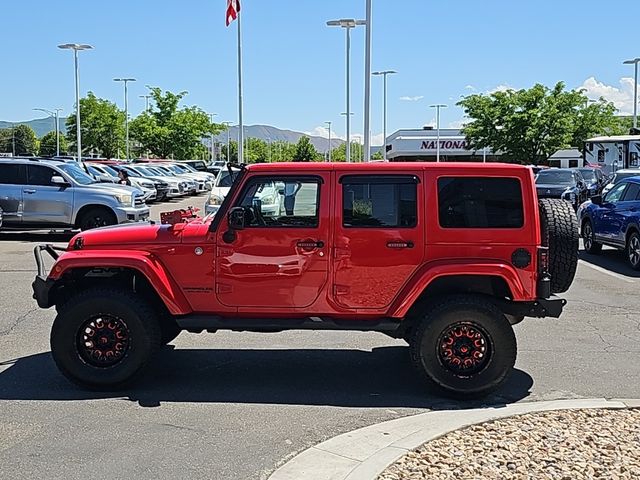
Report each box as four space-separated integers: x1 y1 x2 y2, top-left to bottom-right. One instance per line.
1 194 639 480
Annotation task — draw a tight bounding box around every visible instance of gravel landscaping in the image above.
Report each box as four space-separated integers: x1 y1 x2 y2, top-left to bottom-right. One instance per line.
378 408 640 480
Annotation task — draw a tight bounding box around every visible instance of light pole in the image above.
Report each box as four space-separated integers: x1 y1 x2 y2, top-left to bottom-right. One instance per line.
58 43 93 162
327 19 366 163
222 122 232 162
325 121 332 161
34 108 63 156
429 104 447 162
208 113 218 162
139 94 152 112
114 78 136 160
372 70 396 161
623 58 640 128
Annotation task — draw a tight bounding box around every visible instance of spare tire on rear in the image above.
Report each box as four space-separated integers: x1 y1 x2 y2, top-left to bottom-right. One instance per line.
539 198 579 294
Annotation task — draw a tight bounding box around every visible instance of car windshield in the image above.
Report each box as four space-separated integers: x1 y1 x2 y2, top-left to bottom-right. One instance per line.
123 167 142 177
100 165 119 177
181 164 198 173
56 163 97 185
536 170 575 185
611 172 640 184
578 169 596 181
167 165 184 174
155 166 174 175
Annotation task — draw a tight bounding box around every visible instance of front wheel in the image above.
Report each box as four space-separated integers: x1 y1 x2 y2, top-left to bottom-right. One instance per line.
51 288 161 390
409 295 516 399
582 220 602 254
78 207 117 231
626 231 640 270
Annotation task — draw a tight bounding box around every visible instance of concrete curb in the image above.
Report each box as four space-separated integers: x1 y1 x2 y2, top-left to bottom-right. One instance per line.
268 398 640 480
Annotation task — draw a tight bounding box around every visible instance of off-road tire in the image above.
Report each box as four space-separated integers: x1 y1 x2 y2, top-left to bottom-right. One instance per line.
78 207 117 231
626 231 640 271
581 219 602 255
539 198 579 293
409 295 517 399
50 287 161 390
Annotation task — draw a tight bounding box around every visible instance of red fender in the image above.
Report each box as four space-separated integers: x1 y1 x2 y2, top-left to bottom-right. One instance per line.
48 250 192 315
388 260 530 318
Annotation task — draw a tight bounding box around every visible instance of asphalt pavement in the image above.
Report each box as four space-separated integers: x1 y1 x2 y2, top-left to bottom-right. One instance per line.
0 194 639 479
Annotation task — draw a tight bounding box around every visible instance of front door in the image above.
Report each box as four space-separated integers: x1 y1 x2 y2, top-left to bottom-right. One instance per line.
216 173 330 309
594 182 627 243
23 165 73 226
333 173 424 310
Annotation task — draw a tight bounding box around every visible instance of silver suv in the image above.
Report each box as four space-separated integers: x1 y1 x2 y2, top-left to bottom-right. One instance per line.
0 158 149 230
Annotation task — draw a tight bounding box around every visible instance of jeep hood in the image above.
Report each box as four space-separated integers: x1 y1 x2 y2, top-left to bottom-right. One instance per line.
69 220 211 249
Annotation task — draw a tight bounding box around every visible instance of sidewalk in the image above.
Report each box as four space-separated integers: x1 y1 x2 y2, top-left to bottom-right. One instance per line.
268 398 640 480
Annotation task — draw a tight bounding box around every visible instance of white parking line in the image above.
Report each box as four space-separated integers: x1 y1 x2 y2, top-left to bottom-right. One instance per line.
578 260 635 283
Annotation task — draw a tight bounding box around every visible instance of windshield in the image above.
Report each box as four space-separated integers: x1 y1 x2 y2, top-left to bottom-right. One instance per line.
122 166 142 177
536 170 575 185
56 163 97 185
611 172 640 184
578 169 596 182
181 164 198 173
167 165 184 174
100 165 119 177
154 166 174 175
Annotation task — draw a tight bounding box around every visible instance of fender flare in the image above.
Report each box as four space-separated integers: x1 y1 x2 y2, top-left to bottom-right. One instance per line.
388 261 528 319
48 250 192 315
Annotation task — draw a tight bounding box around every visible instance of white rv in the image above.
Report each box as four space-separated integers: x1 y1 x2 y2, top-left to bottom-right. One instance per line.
584 135 640 175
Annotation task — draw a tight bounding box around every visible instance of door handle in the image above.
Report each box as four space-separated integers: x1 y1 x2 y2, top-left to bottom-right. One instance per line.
387 241 414 249
23 189 36 194
297 240 324 249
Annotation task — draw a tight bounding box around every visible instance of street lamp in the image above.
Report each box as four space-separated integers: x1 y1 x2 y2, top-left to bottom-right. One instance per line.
58 43 93 162
33 108 63 156
139 94 152 112
208 113 218 162
372 70 396 161
325 121 332 161
327 18 366 163
222 121 232 162
114 78 136 160
623 58 640 128
429 104 448 162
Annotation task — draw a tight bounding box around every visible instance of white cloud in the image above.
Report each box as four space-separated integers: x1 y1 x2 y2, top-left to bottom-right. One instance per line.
578 76 638 115
464 85 476 91
304 125 345 141
399 95 424 102
370 133 385 146
448 119 467 129
486 84 514 94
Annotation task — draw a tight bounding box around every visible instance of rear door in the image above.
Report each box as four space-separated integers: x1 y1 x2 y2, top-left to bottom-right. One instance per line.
332 173 424 310
22 164 73 226
0 163 26 225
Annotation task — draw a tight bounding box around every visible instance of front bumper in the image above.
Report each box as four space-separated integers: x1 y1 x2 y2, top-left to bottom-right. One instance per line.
116 205 150 223
32 244 65 308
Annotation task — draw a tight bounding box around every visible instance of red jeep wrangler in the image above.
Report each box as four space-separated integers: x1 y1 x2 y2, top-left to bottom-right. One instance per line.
33 162 578 398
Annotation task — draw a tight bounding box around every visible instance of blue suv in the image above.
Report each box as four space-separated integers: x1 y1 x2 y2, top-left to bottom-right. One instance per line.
578 176 640 269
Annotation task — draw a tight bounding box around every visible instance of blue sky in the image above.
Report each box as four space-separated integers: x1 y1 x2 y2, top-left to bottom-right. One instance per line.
2 0 639 143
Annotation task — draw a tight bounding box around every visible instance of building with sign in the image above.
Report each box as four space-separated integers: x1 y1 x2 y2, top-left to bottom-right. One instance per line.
385 127 498 162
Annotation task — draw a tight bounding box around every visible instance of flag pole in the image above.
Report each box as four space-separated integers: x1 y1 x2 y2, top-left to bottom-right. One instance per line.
237 4 244 164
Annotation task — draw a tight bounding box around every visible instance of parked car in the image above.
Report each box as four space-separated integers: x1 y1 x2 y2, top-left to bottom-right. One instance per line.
180 160 208 172
33 162 578 398
578 167 607 197
204 167 239 215
85 164 157 203
579 176 640 269
112 164 182 200
172 163 215 188
0 158 149 230
147 164 198 195
535 168 589 210
601 169 640 196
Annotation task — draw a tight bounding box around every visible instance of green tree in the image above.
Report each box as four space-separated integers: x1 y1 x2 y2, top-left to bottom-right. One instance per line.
371 150 384 160
458 82 625 164
39 131 68 156
66 92 125 158
329 141 363 162
293 136 317 162
571 100 627 153
130 87 220 160
0 125 38 155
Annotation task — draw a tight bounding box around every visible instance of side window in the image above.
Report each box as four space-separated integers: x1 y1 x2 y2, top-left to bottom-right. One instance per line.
605 183 627 203
597 150 605 163
342 175 418 228
237 177 320 227
621 183 640 202
569 160 579 168
438 177 524 228
0 164 26 185
27 165 56 186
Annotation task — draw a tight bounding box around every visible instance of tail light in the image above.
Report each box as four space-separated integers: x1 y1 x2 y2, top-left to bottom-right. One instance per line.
538 246 549 274
537 246 551 298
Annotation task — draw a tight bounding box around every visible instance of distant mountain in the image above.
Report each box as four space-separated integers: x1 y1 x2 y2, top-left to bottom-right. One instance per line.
0 117 70 138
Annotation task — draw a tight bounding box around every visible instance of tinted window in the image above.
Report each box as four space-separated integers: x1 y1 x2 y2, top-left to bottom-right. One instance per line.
0 164 26 185
621 183 640 202
605 183 627 203
536 170 575 185
342 175 417 228
27 165 56 186
579 169 596 182
438 177 524 229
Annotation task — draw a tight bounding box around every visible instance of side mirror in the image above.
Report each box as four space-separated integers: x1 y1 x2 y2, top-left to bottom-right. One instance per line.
51 175 69 187
591 194 603 206
228 206 246 230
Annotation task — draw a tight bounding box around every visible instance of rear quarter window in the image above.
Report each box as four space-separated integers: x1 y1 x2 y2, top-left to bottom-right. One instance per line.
438 177 524 228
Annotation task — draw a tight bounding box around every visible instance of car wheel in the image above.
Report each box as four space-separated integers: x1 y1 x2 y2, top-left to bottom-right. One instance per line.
582 220 602 254
50 287 161 390
78 207 117 231
409 295 516 399
626 231 640 270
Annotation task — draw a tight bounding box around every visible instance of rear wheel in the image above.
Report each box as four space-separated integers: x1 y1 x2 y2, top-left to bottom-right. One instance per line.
582 220 602 254
50 288 161 390
409 295 516 399
626 231 640 270
539 199 579 293
78 207 117 231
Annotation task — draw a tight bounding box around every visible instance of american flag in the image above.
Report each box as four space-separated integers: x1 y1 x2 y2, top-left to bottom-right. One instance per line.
226 0 240 26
